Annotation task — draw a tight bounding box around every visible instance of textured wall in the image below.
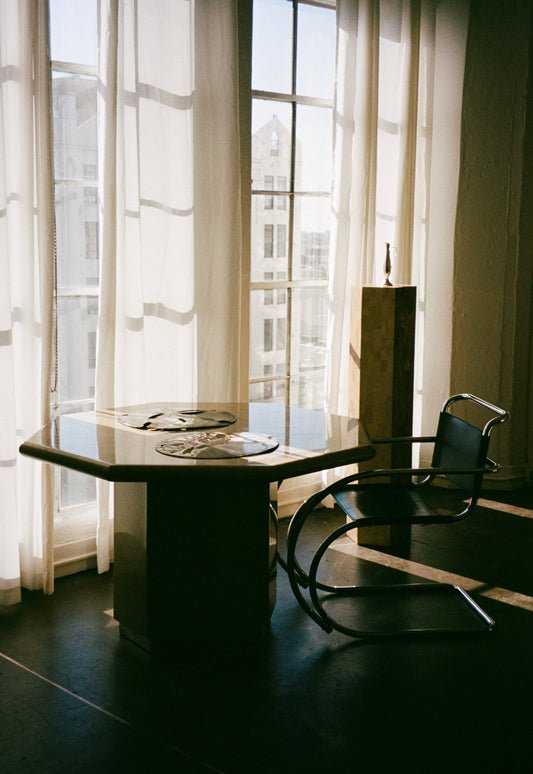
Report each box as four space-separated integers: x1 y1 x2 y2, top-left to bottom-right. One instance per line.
452 0 533 482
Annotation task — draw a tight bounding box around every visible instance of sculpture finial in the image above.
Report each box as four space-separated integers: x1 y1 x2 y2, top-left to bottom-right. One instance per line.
383 242 393 286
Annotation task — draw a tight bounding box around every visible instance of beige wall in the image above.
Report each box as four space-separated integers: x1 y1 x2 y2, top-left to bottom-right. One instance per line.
452 0 533 484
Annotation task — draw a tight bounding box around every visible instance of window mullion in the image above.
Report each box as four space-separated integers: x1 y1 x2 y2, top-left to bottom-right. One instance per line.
285 1 300 406
252 89 331 110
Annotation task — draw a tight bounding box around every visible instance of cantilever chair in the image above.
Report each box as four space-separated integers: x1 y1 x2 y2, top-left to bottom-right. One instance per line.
286 393 509 638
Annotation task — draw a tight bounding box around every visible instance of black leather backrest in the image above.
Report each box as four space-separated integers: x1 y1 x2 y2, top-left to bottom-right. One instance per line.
431 412 489 494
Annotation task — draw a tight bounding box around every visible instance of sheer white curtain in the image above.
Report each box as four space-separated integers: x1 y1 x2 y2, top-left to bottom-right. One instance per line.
327 0 469 434
95 0 245 571
0 0 55 606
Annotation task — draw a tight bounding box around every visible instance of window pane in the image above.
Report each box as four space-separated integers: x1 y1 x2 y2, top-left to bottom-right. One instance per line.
57 405 97 509
252 0 293 94
52 74 97 181
276 224 287 258
250 290 288 380
60 466 97 509
251 206 289 282
50 0 97 66
53 73 99 287
250 379 287 405
264 175 274 209
289 373 325 410
57 297 98 403
295 104 332 192
290 286 328 408
55 183 99 288
293 196 331 280
252 100 292 190
296 2 336 99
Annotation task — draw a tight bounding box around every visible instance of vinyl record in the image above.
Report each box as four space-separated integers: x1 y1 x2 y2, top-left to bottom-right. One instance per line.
118 408 236 430
155 431 279 459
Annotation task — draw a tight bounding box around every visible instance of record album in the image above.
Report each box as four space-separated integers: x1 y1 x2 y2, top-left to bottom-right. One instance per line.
155 431 279 459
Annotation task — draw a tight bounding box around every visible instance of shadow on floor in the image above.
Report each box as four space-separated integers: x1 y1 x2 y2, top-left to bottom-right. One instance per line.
1 487 532 773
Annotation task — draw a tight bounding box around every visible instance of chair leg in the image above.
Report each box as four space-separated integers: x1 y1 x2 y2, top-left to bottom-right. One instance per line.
286 498 333 632
306 522 495 638
269 502 288 575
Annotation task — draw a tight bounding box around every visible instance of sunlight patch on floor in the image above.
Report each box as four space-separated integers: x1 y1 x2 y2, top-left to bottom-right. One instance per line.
332 542 533 612
477 498 533 520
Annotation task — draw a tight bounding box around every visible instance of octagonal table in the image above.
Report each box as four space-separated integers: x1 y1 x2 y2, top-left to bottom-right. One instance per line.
20 402 375 651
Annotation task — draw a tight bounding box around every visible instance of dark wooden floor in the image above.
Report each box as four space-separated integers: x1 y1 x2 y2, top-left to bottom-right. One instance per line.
1 487 532 773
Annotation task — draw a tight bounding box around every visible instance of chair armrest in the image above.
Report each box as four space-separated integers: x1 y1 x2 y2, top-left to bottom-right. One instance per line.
326 464 490 493
485 457 500 474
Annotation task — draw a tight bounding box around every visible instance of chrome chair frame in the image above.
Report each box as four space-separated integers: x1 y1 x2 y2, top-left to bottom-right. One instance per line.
286 394 509 638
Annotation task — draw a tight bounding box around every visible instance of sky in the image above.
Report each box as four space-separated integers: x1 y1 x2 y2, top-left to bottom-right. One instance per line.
49 0 97 67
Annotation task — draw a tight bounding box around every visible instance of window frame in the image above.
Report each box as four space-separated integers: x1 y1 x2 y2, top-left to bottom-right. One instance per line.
249 0 335 408
49 12 100 569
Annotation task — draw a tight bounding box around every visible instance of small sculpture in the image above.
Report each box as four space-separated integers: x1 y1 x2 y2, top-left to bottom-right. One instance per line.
383 242 393 286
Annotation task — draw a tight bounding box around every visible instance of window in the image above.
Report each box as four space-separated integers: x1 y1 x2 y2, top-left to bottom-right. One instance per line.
83 163 96 179
276 317 286 351
264 174 274 209
83 185 97 203
264 224 274 258
249 0 336 408
276 224 286 258
264 319 274 351
276 176 287 209
49 0 99 561
87 331 97 371
85 221 98 260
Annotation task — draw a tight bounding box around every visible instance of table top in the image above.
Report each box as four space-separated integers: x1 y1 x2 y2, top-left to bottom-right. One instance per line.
19 402 375 483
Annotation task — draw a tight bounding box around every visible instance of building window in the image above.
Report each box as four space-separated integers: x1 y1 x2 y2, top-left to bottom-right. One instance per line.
84 185 97 203
83 163 97 179
87 331 96 370
276 317 286 351
270 130 279 155
264 319 274 351
264 174 274 209
85 221 98 261
276 176 287 209
276 224 287 257
264 224 274 258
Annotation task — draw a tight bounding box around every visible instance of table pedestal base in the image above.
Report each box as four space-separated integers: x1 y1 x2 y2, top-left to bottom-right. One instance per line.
113 477 275 651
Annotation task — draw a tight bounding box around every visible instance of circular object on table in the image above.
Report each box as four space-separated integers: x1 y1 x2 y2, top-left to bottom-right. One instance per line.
155 431 279 459
118 408 237 430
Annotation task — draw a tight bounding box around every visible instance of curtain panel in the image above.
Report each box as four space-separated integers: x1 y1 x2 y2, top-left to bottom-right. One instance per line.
327 0 470 436
95 0 245 571
0 0 55 606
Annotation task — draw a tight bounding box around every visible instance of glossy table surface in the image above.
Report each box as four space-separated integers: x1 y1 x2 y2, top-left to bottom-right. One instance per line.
19 402 375 482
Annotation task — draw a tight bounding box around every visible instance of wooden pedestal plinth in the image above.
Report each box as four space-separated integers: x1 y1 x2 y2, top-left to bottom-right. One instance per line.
349 285 416 546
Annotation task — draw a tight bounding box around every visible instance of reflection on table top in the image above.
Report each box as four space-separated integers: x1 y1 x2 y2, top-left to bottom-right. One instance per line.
19 402 375 483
